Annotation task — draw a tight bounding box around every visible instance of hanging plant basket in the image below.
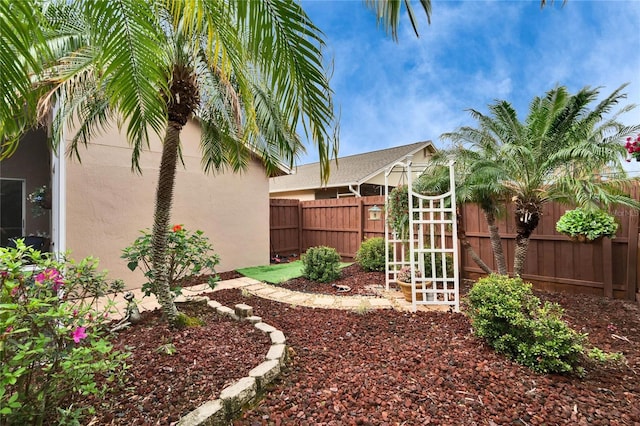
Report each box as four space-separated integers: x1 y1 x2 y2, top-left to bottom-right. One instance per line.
556 208 618 243
569 234 603 244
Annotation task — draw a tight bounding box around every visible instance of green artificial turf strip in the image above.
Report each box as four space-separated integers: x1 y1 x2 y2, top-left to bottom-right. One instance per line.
237 261 351 284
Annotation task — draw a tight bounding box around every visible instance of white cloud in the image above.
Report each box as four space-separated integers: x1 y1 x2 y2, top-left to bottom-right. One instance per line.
299 0 640 176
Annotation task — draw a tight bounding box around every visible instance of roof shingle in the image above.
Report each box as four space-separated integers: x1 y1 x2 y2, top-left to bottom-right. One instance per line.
270 141 434 192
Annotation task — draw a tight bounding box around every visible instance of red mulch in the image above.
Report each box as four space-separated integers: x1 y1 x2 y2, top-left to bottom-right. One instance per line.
80 300 271 425
273 263 387 296
74 268 639 425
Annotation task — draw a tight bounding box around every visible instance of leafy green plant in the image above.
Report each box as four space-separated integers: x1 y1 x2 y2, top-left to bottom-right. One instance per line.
587 347 624 364
122 224 220 297
0 240 128 425
466 275 586 374
301 246 341 283
355 237 385 272
555 208 618 242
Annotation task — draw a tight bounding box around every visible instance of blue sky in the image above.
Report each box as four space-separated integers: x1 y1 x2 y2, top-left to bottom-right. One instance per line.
297 0 640 174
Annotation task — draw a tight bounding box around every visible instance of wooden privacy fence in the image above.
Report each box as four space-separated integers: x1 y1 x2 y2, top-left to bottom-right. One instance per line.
270 194 640 301
270 196 386 259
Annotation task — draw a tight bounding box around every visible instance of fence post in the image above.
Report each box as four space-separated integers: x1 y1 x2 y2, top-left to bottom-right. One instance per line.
626 212 639 301
297 201 303 256
603 237 613 298
358 197 364 246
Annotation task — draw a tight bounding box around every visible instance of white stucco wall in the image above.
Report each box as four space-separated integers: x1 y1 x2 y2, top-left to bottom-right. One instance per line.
65 121 270 289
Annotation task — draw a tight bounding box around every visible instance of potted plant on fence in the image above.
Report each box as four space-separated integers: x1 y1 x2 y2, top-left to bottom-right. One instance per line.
555 207 619 243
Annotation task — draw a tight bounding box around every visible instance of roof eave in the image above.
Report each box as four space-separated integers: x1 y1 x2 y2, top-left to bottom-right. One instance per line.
356 141 436 185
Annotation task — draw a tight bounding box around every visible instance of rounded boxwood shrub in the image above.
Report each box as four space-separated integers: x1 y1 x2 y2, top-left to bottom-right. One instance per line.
466 275 586 374
301 246 341 283
355 237 385 272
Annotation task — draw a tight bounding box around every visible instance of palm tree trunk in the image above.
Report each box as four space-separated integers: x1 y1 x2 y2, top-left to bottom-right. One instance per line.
513 235 529 276
151 122 181 325
513 200 541 276
483 209 507 275
457 208 493 274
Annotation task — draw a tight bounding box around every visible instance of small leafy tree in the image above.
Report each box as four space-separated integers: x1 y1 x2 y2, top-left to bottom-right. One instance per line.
122 225 220 297
0 240 128 425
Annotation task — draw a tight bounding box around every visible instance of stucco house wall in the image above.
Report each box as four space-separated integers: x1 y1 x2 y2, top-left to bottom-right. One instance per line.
65 121 270 289
269 190 316 200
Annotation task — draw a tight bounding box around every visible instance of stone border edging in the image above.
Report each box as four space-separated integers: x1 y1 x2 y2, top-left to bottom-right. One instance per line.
176 297 287 426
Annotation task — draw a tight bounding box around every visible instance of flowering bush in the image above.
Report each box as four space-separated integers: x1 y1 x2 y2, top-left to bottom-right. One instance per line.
0 240 128 424
122 225 220 297
624 133 640 161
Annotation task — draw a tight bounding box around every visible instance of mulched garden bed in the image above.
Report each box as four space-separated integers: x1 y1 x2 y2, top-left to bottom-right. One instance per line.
73 268 639 425
80 300 271 425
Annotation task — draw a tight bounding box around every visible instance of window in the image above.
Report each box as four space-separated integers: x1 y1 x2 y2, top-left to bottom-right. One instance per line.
0 178 25 246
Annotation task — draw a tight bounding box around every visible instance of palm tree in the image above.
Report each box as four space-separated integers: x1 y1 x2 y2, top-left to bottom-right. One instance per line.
449 85 640 276
1 0 337 326
0 1 49 156
364 0 562 40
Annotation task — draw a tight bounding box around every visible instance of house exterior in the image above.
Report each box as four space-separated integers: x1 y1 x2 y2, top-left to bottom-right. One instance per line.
0 121 274 289
269 141 436 200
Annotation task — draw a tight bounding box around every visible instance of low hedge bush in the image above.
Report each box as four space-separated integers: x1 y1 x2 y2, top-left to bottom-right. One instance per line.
301 246 341 283
355 237 385 272
466 275 586 374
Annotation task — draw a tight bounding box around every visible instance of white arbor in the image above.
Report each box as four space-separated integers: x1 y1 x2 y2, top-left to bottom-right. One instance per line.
385 158 460 312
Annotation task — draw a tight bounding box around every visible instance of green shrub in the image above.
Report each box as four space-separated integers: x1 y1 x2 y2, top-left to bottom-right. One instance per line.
466 275 586 374
301 246 341 283
122 224 220 297
0 240 128 425
356 237 385 272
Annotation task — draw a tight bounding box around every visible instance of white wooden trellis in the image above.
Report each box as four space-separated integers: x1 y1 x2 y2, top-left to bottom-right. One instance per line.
384 157 460 312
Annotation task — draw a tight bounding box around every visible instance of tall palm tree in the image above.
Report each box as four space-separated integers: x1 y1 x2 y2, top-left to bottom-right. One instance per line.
450 85 640 276
1 0 337 326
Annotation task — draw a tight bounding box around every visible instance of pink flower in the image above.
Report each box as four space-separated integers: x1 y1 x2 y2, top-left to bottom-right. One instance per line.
35 268 64 292
71 326 87 343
